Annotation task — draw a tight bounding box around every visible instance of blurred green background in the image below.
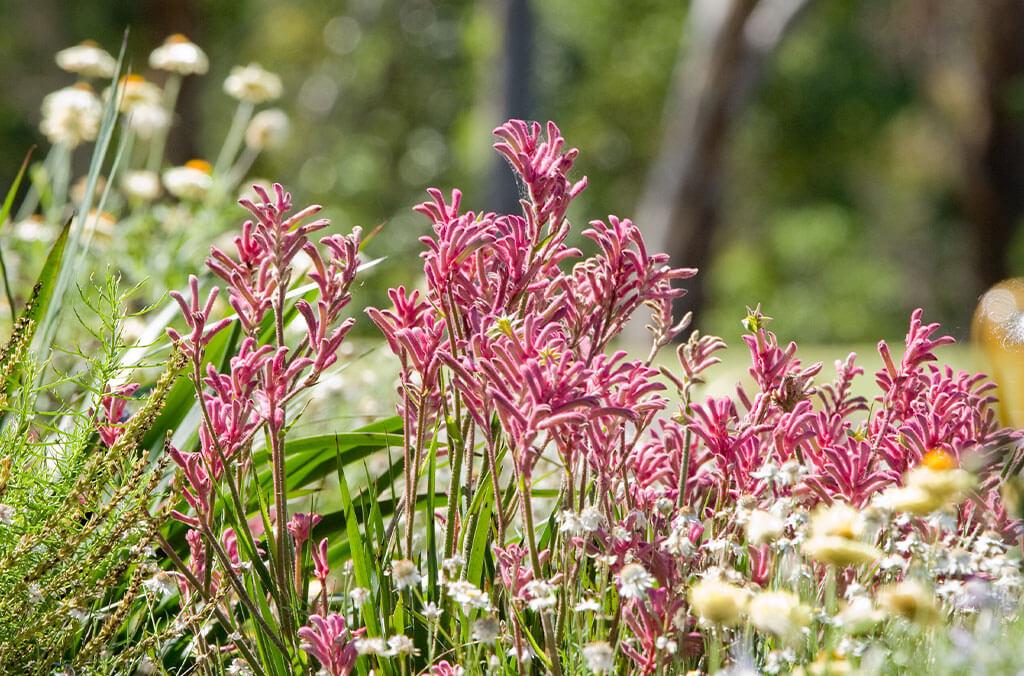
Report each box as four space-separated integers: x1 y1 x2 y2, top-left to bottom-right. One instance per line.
3 0 1024 348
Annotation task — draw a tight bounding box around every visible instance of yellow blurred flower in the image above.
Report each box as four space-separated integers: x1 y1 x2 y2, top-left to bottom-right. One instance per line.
688 578 749 627
802 502 881 567
877 579 940 625
877 451 975 515
749 590 811 643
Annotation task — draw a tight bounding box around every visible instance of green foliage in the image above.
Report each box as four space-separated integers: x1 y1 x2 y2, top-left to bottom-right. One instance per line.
0 274 184 673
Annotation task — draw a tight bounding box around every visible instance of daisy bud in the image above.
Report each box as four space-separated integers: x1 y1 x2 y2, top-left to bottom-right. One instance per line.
127 103 170 140
108 75 162 112
878 580 941 625
836 596 885 635
802 502 882 568
40 84 102 148
746 509 785 545
122 170 162 202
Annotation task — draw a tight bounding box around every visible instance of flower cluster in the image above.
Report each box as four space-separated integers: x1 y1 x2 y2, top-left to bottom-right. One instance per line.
363 119 1024 675
161 183 364 672
141 120 1024 675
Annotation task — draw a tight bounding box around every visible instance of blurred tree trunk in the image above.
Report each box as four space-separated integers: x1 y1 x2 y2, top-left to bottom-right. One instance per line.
141 0 202 164
964 0 1024 291
490 0 534 215
634 0 812 332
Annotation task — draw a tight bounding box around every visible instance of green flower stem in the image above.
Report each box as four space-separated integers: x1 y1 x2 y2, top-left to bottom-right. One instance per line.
518 472 563 676
146 73 181 172
214 100 254 178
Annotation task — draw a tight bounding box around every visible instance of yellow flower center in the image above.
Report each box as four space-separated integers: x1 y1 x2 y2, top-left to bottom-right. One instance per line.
921 448 957 471
185 159 213 174
167 33 192 44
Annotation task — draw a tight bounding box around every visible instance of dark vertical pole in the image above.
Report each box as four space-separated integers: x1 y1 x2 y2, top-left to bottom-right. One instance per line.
142 0 202 164
491 0 533 215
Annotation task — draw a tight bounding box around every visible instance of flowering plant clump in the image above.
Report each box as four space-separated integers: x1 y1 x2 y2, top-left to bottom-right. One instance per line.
139 120 1024 675
352 119 1024 674
156 182 363 670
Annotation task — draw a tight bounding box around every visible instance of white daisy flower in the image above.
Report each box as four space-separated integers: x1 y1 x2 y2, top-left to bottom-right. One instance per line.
55 40 116 78
446 580 491 610
349 587 370 606
523 579 557 612
354 637 389 655
582 641 615 674
472 616 500 644
121 170 162 202
389 559 421 591
40 85 102 148
12 216 57 243
224 63 283 103
107 75 162 112
149 34 209 75
245 108 290 150
163 159 213 201
387 634 418 656
617 562 655 600
127 103 170 141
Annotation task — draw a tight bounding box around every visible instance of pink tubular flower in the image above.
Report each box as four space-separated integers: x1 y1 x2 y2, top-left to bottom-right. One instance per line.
287 512 323 549
312 537 330 581
166 275 232 359
175 528 218 601
620 588 696 675
222 527 243 570
664 331 727 394
430 661 466 676
207 183 332 333
298 613 363 676
493 119 587 230
493 543 548 602
255 346 313 431
366 286 446 392
298 229 362 381
96 382 140 447
567 216 695 352
167 443 214 526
